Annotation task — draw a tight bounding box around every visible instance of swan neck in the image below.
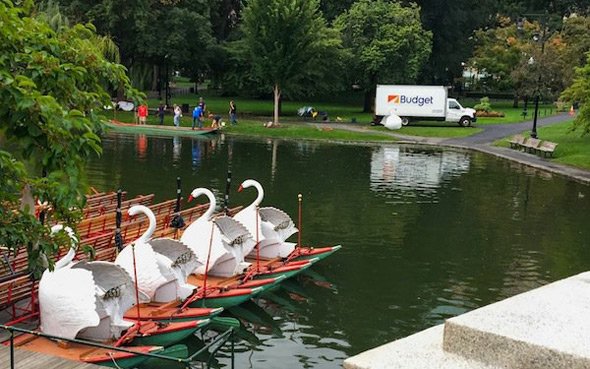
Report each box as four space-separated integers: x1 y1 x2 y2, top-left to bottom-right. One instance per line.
253 182 264 206
139 207 156 243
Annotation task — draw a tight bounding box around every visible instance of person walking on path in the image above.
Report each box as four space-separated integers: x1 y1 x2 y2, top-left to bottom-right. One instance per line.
173 104 182 127
157 103 165 125
192 104 203 130
137 103 148 125
229 100 237 125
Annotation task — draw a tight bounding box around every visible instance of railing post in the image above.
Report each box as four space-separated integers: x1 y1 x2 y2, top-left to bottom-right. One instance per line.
10 330 15 369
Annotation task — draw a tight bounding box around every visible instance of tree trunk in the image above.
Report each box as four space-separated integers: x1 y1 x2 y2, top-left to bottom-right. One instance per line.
273 84 281 126
363 89 374 113
152 64 158 92
513 95 519 108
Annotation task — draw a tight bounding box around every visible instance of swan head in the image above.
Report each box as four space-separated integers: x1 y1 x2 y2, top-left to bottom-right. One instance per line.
188 187 215 204
238 179 262 193
238 179 264 207
128 205 151 217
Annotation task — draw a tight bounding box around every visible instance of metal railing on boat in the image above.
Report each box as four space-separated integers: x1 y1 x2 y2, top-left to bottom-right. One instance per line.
1 324 235 369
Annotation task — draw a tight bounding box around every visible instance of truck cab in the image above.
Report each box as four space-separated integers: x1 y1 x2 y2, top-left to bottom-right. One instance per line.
446 98 477 127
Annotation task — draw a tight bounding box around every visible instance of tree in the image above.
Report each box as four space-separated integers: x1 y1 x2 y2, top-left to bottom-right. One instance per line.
239 0 343 126
0 0 138 276
561 53 590 136
334 0 432 113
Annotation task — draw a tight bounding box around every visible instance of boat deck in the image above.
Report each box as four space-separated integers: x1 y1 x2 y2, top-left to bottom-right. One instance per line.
0 344 102 369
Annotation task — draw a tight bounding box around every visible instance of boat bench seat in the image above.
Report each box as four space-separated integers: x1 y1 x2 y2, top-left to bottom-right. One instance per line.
0 274 38 310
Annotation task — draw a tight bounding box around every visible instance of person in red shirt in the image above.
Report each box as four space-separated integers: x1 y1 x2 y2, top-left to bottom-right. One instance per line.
137 104 148 125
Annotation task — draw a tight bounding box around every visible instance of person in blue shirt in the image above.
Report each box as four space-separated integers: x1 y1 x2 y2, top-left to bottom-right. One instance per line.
192 105 203 130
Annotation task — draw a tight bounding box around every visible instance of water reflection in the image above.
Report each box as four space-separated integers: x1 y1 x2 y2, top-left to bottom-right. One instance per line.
136 134 147 160
89 133 590 367
370 146 470 195
191 139 201 170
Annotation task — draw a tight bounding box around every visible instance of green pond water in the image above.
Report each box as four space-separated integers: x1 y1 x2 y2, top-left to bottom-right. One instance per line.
88 132 590 368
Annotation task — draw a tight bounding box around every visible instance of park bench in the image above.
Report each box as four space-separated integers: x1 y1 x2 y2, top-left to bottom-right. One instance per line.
537 141 558 158
508 134 526 149
521 138 541 154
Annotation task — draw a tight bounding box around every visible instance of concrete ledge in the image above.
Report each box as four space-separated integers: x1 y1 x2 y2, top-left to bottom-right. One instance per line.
443 271 590 369
343 325 498 369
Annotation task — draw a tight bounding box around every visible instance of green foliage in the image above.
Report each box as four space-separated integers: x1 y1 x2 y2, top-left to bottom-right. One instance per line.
334 0 432 89
474 97 492 112
236 0 344 123
0 0 138 276
561 53 590 136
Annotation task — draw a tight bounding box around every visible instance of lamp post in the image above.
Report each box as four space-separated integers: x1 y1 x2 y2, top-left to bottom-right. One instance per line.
164 54 170 108
518 14 548 139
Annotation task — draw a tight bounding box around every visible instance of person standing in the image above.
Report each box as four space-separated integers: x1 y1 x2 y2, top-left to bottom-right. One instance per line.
192 104 203 130
229 100 237 125
137 103 148 125
173 104 182 127
157 103 165 125
198 97 206 113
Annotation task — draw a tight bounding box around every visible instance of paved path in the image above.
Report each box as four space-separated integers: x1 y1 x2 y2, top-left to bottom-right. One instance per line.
309 113 590 184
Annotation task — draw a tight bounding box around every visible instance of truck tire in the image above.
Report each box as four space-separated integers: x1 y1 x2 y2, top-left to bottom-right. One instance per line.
458 116 471 127
401 117 410 126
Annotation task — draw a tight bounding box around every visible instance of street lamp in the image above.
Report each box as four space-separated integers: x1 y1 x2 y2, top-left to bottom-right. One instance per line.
164 54 170 108
518 14 548 139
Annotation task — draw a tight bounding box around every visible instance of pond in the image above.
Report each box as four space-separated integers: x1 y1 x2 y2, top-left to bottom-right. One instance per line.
88 132 590 368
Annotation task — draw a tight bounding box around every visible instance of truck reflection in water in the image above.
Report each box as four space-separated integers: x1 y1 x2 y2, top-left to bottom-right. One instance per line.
370 146 471 194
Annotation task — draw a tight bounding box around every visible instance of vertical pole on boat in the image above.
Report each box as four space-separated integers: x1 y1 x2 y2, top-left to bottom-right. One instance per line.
256 207 260 272
115 189 123 251
202 222 215 303
231 329 235 369
9 330 14 369
224 170 232 215
297 194 302 248
131 243 142 328
170 177 185 232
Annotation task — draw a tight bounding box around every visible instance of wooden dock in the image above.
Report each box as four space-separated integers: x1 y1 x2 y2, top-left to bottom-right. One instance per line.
0 345 102 369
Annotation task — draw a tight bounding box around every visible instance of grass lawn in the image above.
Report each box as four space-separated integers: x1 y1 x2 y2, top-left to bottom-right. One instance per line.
105 111 396 143
495 120 590 170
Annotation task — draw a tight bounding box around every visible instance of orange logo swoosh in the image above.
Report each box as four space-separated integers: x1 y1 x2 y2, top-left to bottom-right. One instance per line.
388 95 400 103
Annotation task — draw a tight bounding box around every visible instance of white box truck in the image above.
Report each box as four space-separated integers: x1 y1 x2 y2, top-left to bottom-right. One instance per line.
375 85 476 127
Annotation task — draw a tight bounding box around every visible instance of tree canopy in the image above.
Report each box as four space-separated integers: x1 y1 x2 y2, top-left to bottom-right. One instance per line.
0 0 138 275
238 0 343 125
334 0 432 112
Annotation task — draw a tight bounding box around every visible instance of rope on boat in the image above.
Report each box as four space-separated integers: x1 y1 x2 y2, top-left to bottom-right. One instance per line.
107 352 124 369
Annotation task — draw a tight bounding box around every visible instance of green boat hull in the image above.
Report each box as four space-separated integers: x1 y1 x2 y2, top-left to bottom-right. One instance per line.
188 287 262 309
141 344 188 369
131 325 201 347
291 245 342 262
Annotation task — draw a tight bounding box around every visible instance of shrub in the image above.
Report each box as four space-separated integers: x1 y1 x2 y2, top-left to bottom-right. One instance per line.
474 97 492 112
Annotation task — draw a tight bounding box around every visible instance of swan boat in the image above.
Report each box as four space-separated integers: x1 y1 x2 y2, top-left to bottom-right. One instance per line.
116 205 266 312
234 179 341 267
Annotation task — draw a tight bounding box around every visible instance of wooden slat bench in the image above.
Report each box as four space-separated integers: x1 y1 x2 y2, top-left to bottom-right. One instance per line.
84 191 127 209
537 141 558 157
83 193 154 218
521 138 541 154
508 134 526 149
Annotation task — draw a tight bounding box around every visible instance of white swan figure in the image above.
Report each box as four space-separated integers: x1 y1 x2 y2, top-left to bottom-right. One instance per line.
180 188 252 277
39 225 100 340
213 215 255 272
71 261 142 341
148 238 200 298
115 205 192 303
234 179 298 259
